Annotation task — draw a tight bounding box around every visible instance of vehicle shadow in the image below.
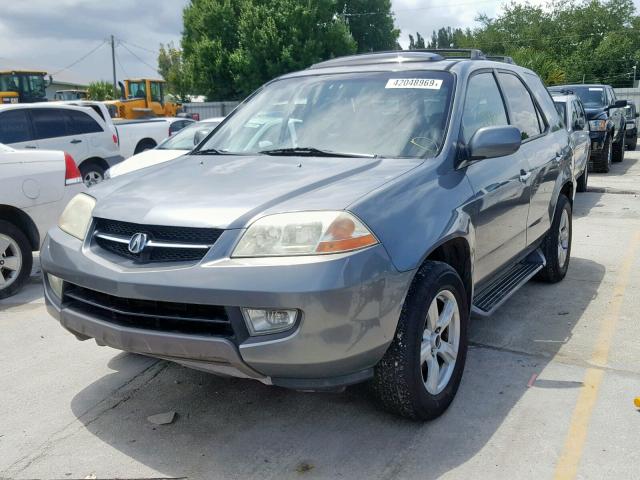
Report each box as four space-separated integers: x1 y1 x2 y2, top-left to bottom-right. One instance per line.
67 256 605 479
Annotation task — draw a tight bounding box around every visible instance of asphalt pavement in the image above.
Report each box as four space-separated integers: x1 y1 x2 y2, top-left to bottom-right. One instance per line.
1 152 639 480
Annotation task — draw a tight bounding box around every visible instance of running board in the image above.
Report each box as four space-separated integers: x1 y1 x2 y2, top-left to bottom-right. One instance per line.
472 249 546 317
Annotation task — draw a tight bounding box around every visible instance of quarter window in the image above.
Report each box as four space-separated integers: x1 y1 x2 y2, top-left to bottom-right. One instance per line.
31 108 68 140
498 73 542 140
0 110 32 144
461 72 508 143
66 110 103 135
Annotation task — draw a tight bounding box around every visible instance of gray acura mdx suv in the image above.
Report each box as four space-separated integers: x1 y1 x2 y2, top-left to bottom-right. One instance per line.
42 50 573 420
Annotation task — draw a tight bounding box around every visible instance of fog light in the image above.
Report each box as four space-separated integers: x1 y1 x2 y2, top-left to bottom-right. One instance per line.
47 273 64 299
242 308 297 335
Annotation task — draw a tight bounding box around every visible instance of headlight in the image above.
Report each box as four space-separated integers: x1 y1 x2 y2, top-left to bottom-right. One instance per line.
589 120 607 131
58 193 96 240
232 211 378 257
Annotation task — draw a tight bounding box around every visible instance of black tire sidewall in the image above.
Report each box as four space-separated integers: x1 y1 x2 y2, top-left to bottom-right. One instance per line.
80 162 105 186
398 264 469 418
0 220 33 299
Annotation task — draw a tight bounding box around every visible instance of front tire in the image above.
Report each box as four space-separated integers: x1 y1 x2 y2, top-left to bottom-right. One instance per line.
80 162 105 187
536 194 572 283
370 261 469 420
612 133 625 163
576 167 588 193
589 135 611 173
0 220 33 299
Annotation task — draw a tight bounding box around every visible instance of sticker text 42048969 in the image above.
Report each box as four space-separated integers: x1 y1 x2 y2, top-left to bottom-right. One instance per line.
385 78 443 90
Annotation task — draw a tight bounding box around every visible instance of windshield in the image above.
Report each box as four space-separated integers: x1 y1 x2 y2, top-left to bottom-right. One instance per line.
0 74 18 92
128 81 146 99
158 121 221 150
197 71 454 158
571 86 607 108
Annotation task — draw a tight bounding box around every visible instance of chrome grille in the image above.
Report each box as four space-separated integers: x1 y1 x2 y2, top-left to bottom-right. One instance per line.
93 218 222 263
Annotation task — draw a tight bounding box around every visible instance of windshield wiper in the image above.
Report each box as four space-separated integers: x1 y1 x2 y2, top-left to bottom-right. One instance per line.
259 147 374 158
191 148 233 155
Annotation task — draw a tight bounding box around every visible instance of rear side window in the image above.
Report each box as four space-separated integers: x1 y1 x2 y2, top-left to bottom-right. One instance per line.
66 110 103 135
498 73 542 140
89 105 106 121
461 72 508 143
31 108 68 139
0 110 32 144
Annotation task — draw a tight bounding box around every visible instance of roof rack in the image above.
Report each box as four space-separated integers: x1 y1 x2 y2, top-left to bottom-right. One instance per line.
485 55 515 64
549 88 574 95
421 48 487 60
309 51 444 69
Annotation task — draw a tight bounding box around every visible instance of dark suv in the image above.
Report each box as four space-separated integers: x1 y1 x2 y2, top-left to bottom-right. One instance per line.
43 49 574 420
550 84 627 172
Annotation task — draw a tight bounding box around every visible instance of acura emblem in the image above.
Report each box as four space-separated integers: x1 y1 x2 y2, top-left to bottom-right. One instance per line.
128 232 149 254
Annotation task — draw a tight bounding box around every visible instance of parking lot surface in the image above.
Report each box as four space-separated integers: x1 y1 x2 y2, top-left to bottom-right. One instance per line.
1 153 640 480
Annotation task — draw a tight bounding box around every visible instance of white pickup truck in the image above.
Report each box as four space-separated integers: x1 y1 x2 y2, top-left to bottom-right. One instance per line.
113 117 195 159
57 101 194 160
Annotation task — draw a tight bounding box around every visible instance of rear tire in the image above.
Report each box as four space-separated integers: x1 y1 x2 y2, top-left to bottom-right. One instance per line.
536 194 572 283
80 162 105 187
134 139 156 155
589 135 611 173
370 261 469 420
0 220 33 299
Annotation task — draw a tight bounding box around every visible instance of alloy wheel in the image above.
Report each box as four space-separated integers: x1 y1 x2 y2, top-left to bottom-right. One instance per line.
0 233 22 290
557 209 570 268
83 170 103 187
420 289 460 395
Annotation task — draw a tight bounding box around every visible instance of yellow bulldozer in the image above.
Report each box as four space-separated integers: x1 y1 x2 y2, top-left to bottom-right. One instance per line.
0 70 49 104
104 79 181 119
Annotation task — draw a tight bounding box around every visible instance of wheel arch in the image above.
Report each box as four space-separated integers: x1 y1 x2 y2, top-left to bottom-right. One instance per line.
134 138 157 154
0 205 40 251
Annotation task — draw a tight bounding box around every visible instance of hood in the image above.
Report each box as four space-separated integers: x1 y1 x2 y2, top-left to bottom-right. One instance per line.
92 154 421 229
109 149 186 177
584 107 608 120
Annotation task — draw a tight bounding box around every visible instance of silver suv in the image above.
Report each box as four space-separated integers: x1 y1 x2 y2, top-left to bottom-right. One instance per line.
42 50 573 420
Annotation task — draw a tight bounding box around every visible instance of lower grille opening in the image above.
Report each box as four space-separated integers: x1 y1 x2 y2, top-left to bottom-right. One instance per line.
63 284 233 337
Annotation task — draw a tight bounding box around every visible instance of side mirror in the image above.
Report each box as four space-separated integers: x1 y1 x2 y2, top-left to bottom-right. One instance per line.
193 129 208 146
612 99 628 108
468 126 522 160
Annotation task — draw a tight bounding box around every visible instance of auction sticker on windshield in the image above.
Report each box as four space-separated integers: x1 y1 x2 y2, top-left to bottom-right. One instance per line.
385 78 443 89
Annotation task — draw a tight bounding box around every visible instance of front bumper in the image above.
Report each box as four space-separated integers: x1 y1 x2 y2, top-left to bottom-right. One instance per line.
41 226 413 389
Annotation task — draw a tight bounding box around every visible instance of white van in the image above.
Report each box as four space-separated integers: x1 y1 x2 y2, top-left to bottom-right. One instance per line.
0 103 123 186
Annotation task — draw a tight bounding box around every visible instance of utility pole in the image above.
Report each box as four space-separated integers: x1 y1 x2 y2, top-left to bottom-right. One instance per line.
633 65 637 88
110 35 117 98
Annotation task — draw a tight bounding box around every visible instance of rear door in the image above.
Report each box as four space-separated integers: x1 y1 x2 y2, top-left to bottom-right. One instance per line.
511 72 567 246
570 100 590 178
462 71 530 283
0 109 38 150
30 108 89 162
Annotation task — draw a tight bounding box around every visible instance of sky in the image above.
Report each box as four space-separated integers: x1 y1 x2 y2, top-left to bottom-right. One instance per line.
0 0 634 85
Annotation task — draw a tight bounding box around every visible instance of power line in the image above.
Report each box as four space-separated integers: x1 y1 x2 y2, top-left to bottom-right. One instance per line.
51 41 106 75
121 39 159 56
114 47 129 78
119 40 158 74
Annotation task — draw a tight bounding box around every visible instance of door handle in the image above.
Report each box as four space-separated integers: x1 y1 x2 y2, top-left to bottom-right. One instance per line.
24 145 37 149
519 169 531 183
70 139 82 144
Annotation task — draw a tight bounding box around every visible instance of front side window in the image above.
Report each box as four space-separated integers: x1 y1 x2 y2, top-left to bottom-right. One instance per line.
0 110 31 143
198 71 455 158
461 72 508 143
150 82 162 103
31 108 68 139
498 73 542 140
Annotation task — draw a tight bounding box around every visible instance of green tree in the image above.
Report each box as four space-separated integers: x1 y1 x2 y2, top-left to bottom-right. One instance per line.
427 27 471 48
158 42 193 102
181 0 400 100
87 80 117 101
408 32 425 49
339 0 400 52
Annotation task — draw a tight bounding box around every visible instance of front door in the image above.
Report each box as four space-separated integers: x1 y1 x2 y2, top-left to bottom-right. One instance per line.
462 71 530 284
